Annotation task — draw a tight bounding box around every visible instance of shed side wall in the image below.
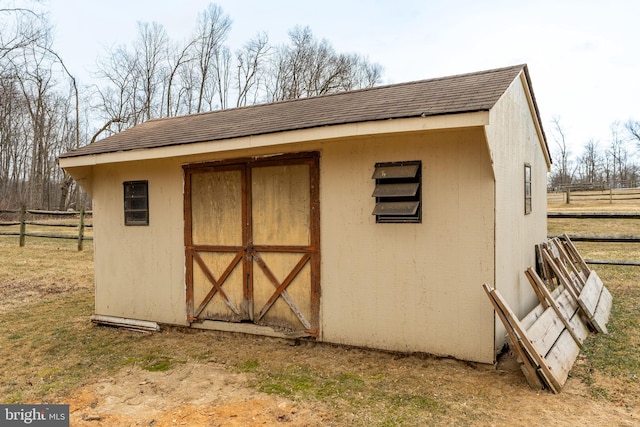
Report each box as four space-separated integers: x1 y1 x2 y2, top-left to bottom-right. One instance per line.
92 159 187 324
485 74 549 351
319 129 496 363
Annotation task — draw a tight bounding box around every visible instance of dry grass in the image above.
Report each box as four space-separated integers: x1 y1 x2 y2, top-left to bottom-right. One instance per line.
0 195 639 425
0 236 93 314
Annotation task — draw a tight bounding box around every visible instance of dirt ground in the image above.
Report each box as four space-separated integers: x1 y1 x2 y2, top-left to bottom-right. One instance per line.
68 363 327 426
63 346 638 427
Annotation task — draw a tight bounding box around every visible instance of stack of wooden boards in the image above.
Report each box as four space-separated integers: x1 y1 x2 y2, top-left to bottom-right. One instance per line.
483 235 613 393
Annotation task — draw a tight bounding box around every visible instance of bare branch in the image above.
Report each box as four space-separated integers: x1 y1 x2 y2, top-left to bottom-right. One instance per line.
90 118 125 143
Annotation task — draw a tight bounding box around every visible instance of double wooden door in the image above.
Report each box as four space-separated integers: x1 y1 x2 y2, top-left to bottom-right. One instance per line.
184 153 319 336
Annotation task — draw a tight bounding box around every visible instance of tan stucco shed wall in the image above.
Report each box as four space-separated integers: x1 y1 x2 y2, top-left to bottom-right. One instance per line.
90 159 186 324
485 72 549 350
65 125 497 363
319 129 496 363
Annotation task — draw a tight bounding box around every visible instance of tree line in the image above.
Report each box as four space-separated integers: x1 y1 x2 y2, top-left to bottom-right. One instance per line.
2 2 639 211
549 117 640 191
0 2 382 210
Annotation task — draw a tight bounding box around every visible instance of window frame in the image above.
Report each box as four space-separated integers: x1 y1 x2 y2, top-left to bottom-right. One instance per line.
524 163 532 215
123 180 149 226
371 160 422 224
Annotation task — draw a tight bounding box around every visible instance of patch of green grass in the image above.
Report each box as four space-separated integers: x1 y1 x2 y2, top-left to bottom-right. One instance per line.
255 365 448 424
237 358 260 372
124 353 184 372
258 367 370 401
258 366 317 397
388 392 446 412
144 359 172 372
315 372 365 399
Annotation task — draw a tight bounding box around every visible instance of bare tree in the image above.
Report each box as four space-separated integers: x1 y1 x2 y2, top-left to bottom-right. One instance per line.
192 3 231 112
626 120 640 145
0 72 27 206
134 21 168 121
576 139 603 185
0 3 45 61
607 121 635 188
3 27 80 208
347 53 383 89
235 32 270 107
165 38 196 117
13 38 55 207
93 44 140 133
266 26 381 102
213 46 231 109
549 116 573 189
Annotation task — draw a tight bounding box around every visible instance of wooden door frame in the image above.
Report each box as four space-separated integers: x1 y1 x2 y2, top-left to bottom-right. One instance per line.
183 152 320 335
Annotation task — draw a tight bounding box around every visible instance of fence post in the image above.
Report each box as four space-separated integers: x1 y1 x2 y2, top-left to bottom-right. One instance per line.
566 187 571 204
609 188 613 204
19 205 26 247
77 208 85 251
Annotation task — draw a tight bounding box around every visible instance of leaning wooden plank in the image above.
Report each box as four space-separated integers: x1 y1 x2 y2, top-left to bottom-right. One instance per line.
544 329 582 387
554 239 587 290
536 244 553 286
525 307 566 356
542 249 580 302
578 272 602 319
520 303 546 331
525 267 587 347
578 271 610 334
525 266 558 306
547 239 561 258
555 291 589 344
562 234 591 278
484 285 559 393
482 284 544 390
547 243 585 293
526 269 550 311
592 284 612 334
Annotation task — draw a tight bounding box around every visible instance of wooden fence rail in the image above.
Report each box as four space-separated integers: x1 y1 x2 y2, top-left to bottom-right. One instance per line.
548 189 640 204
548 211 640 266
0 206 92 251
547 212 640 219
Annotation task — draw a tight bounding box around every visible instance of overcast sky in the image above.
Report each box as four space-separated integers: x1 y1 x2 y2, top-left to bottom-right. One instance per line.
46 0 639 158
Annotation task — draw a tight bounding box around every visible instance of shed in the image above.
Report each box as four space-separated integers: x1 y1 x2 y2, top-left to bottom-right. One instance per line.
59 64 550 364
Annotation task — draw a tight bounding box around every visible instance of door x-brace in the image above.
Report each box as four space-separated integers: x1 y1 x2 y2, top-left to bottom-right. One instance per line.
191 250 243 318
253 252 312 330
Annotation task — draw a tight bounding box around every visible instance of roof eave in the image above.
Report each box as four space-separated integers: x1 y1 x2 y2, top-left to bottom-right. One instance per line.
59 111 490 168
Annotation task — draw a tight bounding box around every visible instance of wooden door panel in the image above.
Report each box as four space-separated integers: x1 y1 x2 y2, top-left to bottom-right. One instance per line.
251 164 310 246
191 169 243 246
192 251 244 321
252 252 312 331
188 167 247 322
251 163 313 332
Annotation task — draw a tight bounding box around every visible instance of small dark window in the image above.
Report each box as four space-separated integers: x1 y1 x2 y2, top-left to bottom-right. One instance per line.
372 161 421 223
124 180 149 225
524 163 532 215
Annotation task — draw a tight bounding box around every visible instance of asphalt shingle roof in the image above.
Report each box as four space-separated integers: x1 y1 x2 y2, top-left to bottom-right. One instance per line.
60 64 543 159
